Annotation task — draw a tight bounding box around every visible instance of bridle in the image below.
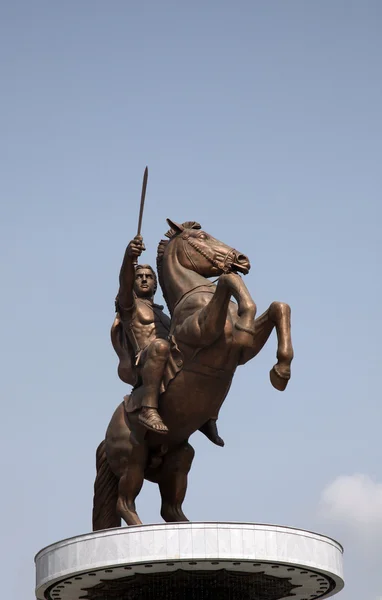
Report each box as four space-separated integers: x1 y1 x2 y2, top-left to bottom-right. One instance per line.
170 235 236 316
182 235 237 275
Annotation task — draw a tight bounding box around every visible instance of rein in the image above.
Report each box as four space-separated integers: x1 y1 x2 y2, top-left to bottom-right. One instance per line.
171 235 237 315
172 284 216 313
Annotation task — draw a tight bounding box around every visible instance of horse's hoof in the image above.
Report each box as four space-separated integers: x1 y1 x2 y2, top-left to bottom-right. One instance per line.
214 435 225 447
199 419 225 447
270 365 290 391
161 505 189 523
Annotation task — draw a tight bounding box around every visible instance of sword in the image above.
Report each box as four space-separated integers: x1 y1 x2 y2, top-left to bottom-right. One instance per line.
133 166 148 265
137 166 148 236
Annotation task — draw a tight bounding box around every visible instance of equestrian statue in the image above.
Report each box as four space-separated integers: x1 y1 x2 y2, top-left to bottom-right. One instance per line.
92 169 293 530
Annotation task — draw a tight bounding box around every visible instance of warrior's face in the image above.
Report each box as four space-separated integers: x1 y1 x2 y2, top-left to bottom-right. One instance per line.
134 267 156 298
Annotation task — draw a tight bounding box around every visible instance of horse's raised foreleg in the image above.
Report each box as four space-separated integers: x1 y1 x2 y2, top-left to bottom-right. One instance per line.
239 301 293 390
219 273 257 340
176 273 256 347
268 302 293 390
159 442 195 522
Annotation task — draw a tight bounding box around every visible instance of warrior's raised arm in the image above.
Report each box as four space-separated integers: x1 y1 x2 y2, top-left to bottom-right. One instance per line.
117 236 145 310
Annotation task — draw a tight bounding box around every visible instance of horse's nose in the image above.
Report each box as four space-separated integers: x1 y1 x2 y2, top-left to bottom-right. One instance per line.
233 252 251 274
236 254 248 265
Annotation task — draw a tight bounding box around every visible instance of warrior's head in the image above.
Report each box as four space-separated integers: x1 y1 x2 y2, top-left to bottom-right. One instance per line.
134 264 158 299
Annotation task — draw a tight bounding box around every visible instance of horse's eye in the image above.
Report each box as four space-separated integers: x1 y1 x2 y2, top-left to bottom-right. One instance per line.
198 233 207 240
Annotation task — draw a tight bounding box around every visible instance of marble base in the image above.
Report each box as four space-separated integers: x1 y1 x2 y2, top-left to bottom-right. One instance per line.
35 522 344 599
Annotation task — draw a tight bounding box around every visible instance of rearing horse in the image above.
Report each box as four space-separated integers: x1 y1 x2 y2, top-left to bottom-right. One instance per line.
93 219 293 529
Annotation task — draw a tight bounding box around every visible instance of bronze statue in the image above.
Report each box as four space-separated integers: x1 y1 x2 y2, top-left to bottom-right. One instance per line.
93 214 293 530
113 236 170 433
112 234 224 444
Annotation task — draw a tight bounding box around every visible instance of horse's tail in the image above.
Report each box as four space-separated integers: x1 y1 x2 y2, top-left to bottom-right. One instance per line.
92 440 120 531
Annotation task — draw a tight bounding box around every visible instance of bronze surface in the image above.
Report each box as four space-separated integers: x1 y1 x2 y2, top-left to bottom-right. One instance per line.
93 217 293 529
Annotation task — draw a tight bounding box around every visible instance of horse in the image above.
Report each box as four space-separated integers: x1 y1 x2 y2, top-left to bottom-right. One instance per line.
92 219 293 529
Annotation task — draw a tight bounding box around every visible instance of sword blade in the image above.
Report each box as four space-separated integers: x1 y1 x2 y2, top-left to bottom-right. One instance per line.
137 166 148 236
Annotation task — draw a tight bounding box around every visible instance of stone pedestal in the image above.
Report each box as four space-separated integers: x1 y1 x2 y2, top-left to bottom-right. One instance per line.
35 522 344 599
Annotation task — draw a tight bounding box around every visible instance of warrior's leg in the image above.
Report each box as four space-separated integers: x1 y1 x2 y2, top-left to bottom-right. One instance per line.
138 338 170 433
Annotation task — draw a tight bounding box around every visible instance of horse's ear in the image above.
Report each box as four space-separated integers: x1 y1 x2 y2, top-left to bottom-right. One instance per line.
166 219 185 235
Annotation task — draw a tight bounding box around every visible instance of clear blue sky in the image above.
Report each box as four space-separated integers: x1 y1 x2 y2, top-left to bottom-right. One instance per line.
1 2 381 599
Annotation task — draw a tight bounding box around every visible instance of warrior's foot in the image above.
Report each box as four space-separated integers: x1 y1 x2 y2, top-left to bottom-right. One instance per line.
270 363 291 391
199 419 225 447
138 407 168 434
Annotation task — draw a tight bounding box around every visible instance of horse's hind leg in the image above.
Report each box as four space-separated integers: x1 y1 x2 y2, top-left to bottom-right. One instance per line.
116 446 148 526
159 442 195 523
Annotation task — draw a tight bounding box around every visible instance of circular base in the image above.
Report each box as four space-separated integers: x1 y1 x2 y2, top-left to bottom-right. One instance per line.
35 523 344 600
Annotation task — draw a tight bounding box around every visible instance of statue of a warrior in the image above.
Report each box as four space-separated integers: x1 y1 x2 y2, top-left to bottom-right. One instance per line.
111 234 224 445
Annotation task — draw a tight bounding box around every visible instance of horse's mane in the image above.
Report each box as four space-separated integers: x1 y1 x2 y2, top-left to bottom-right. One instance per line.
156 221 201 315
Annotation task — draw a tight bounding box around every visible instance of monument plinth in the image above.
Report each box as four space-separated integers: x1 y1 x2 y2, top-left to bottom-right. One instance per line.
35 522 344 600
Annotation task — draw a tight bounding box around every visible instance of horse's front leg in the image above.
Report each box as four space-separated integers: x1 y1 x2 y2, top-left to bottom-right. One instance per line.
269 302 293 390
176 273 256 347
204 273 257 342
217 273 259 347
239 302 293 391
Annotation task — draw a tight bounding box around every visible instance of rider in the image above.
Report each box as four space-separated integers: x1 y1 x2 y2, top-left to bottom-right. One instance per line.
116 235 170 433
115 234 224 445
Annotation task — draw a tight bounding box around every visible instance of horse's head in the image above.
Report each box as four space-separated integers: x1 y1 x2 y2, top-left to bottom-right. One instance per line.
163 218 251 277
